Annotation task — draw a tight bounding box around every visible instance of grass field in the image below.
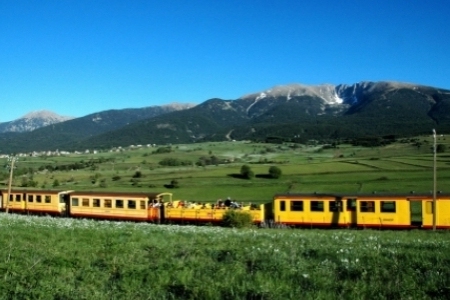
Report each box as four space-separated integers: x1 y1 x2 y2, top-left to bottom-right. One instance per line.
1 214 449 299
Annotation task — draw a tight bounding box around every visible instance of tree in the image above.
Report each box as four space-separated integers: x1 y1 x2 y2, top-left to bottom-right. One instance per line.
240 164 254 179
437 144 446 153
21 176 29 187
165 179 180 189
52 179 60 187
268 166 282 179
170 179 180 188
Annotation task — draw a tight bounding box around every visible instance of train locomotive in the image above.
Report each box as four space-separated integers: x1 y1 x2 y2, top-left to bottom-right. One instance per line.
0 188 449 229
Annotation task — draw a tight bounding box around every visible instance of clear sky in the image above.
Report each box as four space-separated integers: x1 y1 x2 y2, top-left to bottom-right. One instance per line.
1 0 449 122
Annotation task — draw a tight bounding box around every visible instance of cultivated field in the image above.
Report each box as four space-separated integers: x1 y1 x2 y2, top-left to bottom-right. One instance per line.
1 136 449 203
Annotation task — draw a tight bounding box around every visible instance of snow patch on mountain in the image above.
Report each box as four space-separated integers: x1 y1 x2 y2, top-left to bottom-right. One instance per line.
241 84 345 104
241 81 427 109
255 92 267 101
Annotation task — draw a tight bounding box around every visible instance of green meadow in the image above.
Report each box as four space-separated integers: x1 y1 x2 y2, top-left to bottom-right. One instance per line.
1 214 450 299
2 136 450 203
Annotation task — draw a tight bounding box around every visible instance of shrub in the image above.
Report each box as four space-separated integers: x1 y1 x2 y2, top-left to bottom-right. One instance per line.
268 166 282 179
99 179 107 188
240 164 254 179
222 210 254 228
159 157 192 166
154 146 172 154
133 171 143 178
20 177 38 187
170 179 180 188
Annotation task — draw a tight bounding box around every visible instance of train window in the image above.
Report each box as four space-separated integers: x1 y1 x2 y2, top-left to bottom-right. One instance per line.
15 195 21 202
360 201 375 213
9 195 13 201
72 198 79 206
128 200 136 209
329 200 343 212
104 199 112 208
280 201 286 212
116 199 124 209
140 200 146 209
28 195 34 203
290 201 303 211
311 201 324 212
82 198 90 207
381 201 396 213
93 199 101 208
45 196 51 203
36 195 42 203
59 195 65 203
346 199 357 211
426 201 434 214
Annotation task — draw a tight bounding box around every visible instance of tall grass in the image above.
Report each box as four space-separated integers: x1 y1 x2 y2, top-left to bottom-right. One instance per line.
1 214 450 299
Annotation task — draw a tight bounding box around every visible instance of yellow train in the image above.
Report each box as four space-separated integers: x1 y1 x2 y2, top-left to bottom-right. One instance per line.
0 189 449 229
0 189 265 225
273 192 450 229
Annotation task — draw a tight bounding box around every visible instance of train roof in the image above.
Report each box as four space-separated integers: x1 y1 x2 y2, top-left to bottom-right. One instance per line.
273 191 450 199
0 189 72 194
68 191 169 198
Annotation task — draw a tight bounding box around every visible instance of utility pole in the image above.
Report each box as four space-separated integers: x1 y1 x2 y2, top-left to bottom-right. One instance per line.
5 155 18 214
432 129 437 231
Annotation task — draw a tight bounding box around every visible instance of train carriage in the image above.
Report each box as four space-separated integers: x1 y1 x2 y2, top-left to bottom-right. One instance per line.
272 193 355 228
0 189 72 215
419 194 450 229
163 200 265 224
164 201 222 223
68 191 172 222
273 192 450 229
347 193 450 229
350 194 411 229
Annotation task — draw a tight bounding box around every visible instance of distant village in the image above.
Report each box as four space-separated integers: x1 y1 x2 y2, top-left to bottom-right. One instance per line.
0 144 158 159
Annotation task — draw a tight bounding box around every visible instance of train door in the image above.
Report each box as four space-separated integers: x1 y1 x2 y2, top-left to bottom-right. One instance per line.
330 198 343 227
22 193 27 211
159 204 165 224
147 198 160 222
346 198 357 227
409 199 422 227
62 193 71 217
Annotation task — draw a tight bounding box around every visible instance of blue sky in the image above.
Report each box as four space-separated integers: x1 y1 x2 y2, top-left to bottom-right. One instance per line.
1 0 449 122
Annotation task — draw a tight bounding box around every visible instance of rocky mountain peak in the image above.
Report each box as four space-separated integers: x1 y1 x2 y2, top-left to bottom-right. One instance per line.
0 110 74 133
21 110 73 121
240 81 426 106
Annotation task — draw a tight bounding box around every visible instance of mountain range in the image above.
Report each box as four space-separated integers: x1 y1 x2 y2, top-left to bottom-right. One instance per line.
1 81 449 153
